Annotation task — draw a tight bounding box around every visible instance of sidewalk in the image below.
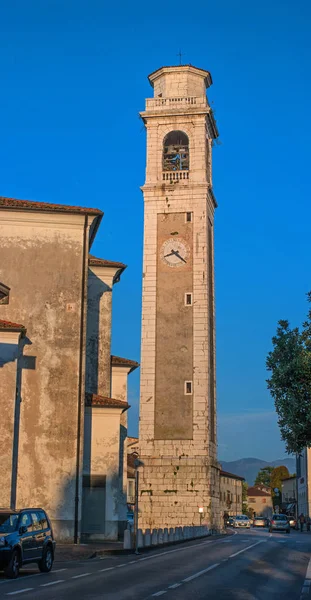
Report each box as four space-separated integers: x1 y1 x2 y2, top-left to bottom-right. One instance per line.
54 531 229 562
55 541 124 562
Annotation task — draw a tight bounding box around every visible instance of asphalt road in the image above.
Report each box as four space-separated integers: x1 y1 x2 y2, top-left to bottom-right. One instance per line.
0 527 311 599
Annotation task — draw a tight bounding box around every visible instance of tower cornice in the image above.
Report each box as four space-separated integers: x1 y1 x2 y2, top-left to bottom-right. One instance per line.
140 108 219 139
148 65 213 89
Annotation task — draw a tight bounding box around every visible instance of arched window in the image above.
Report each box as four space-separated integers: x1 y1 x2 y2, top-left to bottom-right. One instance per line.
163 131 189 172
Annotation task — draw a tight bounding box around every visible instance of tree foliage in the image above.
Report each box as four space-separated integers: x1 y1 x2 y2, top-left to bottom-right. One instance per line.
254 466 273 488
266 292 311 454
270 465 289 495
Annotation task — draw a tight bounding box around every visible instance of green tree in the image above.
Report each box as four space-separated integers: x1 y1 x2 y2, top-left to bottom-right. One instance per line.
254 466 273 488
270 465 289 506
266 293 311 454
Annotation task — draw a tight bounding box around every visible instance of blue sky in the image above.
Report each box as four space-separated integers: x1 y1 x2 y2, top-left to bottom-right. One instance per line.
1 0 310 461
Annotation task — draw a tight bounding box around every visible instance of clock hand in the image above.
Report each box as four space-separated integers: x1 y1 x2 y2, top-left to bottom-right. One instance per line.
163 250 175 258
174 251 187 263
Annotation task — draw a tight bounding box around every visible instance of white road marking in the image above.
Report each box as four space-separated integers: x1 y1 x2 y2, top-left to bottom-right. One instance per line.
301 556 311 598
152 592 167 597
71 572 91 579
40 579 65 587
98 566 115 572
182 562 220 582
0 574 43 586
116 563 127 568
229 540 264 558
128 560 136 564
135 538 217 564
6 590 34 596
168 583 182 589
53 568 68 573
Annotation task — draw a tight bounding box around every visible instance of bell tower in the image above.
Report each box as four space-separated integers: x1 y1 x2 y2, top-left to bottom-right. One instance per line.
139 65 220 530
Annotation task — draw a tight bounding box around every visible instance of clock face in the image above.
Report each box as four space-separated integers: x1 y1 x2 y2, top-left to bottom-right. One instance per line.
160 238 189 267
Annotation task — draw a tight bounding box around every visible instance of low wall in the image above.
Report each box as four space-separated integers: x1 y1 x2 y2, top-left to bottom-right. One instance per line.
124 524 210 549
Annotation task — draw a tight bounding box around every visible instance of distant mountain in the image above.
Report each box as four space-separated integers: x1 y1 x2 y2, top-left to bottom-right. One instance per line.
220 457 296 485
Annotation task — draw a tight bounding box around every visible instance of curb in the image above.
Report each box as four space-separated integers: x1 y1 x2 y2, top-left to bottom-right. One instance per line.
88 531 230 559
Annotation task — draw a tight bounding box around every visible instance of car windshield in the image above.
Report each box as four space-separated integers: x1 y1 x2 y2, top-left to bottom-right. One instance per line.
0 513 19 533
236 516 248 520
272 515 287 521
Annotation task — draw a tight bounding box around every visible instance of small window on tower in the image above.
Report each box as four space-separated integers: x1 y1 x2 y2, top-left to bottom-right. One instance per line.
185 381 192 395
185 293 193 306
186 212 192 223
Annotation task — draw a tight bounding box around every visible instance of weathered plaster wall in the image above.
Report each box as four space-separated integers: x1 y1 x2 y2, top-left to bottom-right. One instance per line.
86 265 117 397
0 210 89 540
0 331 20 508
86 270 111 396
82 407 123 540
111 365 131 527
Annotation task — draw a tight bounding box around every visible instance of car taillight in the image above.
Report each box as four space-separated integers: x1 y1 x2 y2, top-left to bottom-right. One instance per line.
271 520 275 524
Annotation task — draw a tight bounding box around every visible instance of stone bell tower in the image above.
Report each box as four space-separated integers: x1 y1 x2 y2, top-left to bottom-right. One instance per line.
138 65 220 530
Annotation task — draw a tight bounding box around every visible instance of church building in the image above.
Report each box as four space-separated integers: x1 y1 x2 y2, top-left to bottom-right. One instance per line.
0 196 138 541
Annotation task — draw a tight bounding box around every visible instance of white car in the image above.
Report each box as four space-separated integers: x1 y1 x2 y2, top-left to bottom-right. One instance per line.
233 515 251 528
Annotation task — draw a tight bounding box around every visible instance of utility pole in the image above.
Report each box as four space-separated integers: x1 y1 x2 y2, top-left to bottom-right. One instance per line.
134 458 140 554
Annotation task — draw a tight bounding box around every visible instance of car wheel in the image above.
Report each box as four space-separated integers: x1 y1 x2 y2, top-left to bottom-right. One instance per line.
38 545 54 573
4 549 20 579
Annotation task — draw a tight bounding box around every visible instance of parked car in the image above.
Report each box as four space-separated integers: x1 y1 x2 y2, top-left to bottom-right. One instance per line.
253 517 266 527
0 508 55 578
232 515 251 528
269 514 290 534
228 517 234 527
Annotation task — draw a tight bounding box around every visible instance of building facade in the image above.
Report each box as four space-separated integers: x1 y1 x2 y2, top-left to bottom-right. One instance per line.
247 486 273 518
219 471 244 517
0 196 138 541
138 65 221 530
281 475 296 515
297 449 311 517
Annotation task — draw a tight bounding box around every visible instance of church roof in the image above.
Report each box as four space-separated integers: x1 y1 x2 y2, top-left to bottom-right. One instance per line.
88 255 126 284
0 319 26 333
247 486 271 497
0 196 103 216
127 436 139 447
85 393 130 412
220 470 245 482
111 355 140 373
88 255 126 269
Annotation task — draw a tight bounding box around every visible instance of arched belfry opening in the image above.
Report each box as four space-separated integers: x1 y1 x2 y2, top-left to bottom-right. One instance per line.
163 130 189 172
